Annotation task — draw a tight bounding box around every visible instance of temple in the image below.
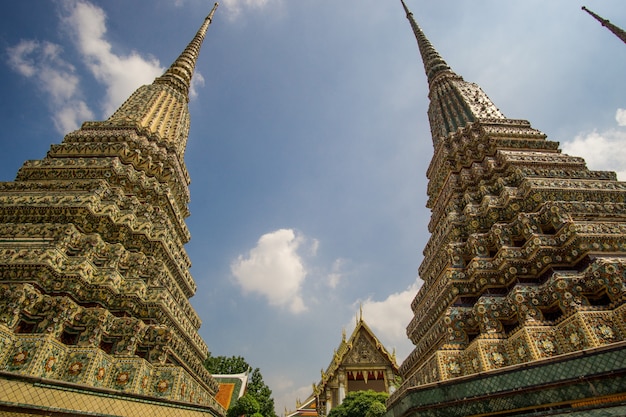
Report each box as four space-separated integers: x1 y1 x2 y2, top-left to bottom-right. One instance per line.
288 313 400 417
213 371 250 410
0 4 225 417
386 1 626 416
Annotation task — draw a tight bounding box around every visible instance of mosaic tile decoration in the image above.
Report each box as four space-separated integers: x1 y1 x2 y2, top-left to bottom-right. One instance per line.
0 374 224 417
393 5 626 417
386 343 626 417
0 5 224 416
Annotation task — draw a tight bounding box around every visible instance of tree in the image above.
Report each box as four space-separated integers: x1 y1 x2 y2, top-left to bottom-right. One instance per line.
327 390 389 417
247 368 277 417
227 393 259 417
365 401 386 417
205 354 249 374
205 354 278 417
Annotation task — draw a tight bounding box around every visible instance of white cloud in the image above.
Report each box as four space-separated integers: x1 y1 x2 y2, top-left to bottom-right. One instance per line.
327 258 346 289
6 0 168 132
358 282 420 361
220 0 275 19
61 0 164 117
616 108 626 127
7 39 38 77
6 39 94 134
55 101 95 134
190 72 205 99
231 229 309 313
561 114 626 181
264 374 310 414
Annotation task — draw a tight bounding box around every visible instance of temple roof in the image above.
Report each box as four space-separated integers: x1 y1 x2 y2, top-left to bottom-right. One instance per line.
212 370 249 410
315 315 399 394
286 314 399 416
285 394 317 417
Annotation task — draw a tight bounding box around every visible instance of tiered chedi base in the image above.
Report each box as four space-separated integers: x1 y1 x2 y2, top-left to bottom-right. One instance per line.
390 118 626 410
0 124 222 413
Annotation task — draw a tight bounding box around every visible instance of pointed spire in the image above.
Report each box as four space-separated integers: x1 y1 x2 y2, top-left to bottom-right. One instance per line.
582 6 626 45
155 3 219 98
104 4 218 157
400 0 452 85
400 0 504 141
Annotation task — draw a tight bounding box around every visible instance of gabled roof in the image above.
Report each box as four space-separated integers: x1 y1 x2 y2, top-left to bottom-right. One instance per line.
315 316 399 394
286 394 317 417
212 370 249 410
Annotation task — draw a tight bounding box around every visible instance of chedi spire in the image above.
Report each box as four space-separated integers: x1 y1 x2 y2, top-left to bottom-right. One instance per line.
0 5 225 416
104 3 218 158
400 0 452 85
582 6 626 44
156 2 219 96
388 2 626 416
401 0 505 143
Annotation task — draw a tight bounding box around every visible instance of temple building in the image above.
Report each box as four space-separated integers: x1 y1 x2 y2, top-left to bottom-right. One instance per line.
0 4 225 417
288 313 400 417
386 2 626 417
213 370 250 410
285 395 318 417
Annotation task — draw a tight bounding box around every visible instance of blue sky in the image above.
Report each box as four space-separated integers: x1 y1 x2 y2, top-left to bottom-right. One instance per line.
1 0 625 413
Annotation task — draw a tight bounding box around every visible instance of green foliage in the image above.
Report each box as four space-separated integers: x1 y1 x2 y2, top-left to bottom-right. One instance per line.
205 354 250 374
327 390 389 417
227 393 260 417
247 368 278 417
204 354 278 417
365 401 387 417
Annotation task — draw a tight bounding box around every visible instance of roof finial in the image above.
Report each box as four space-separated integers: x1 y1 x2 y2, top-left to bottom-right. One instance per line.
155 3 219 98
400 0 452 85
582 6 626 44
359 303 363 322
